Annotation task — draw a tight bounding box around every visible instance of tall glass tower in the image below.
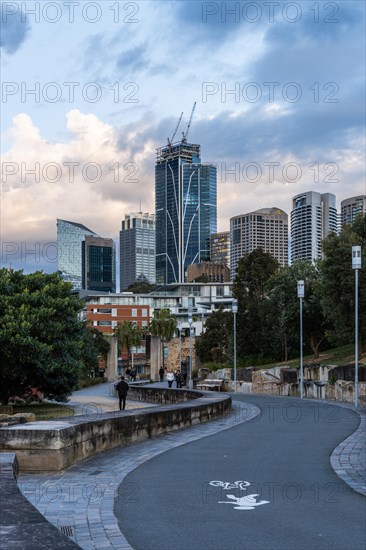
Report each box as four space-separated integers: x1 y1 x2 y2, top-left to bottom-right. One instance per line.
155 142 217 284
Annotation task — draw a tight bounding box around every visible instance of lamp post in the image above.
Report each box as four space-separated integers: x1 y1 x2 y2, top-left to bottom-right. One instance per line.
297 280 305 399
188 310 193 389
232 299 238 393
352 246 361 407
178 321 182 376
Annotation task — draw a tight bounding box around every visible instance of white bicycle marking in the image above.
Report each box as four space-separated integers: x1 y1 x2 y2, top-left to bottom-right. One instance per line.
209 480 270 511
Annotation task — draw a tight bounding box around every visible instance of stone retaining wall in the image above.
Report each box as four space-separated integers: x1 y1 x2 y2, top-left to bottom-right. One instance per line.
0 388 231 473
0 453 79 549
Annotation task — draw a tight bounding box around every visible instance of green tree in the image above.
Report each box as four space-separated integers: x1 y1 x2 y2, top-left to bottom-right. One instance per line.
149 309 177 368
0 269 85 403
265 261 326 361
233 249 279 360
126 281 158 294
80 325 111 375
321 218 366 352
114 321 143 370
195 306 233 364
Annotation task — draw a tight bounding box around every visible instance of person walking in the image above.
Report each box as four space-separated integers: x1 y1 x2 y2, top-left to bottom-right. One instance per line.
159 366 164 382
166 370 174 388
176 370 182 389
116 376 129 411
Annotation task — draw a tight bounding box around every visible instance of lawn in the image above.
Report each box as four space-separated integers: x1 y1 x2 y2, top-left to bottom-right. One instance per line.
10 403 74 420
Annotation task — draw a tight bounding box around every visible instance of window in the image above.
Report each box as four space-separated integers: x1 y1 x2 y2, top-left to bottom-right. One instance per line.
142 309 148 317
132 309 138 317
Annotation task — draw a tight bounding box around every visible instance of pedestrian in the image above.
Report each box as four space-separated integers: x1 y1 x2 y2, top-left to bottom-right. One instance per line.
176 370 182 389
130 368 137 382
166 370 174 388
159 366 164 382
115 376 129 411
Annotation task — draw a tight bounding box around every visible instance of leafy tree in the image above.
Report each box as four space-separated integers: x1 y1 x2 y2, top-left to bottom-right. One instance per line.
233 249 279 360
321 217 366 353
149 309 177 368
195 306 233 363
192 274 209 283
114 321 142 370
0 269 85 403
126 281 158 294
80 325 110 375
265 261 326 361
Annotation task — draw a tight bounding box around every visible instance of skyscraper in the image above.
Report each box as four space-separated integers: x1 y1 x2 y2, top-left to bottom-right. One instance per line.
341 195 366 227
155 142 217 284
210 231 230 267
57 219 97 289
120 212 156 291
291 191 337 263
82 236 116 292
230 208 288 279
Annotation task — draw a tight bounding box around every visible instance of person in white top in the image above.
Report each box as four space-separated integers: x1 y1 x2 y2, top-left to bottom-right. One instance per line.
166 371 174 388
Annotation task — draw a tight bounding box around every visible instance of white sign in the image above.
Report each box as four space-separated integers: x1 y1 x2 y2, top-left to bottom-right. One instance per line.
209 480 270 511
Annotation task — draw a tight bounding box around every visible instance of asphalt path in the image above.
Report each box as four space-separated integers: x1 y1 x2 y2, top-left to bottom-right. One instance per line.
114 395 366 550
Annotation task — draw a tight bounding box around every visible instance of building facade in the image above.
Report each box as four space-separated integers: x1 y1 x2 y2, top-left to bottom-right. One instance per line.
120 212 156 291
341 195 366 227
291 192 337 263
230 208 288 279
210 231 230 268
187 261 230 283
155 142 217 284
57 219 97 289
82 236 116 292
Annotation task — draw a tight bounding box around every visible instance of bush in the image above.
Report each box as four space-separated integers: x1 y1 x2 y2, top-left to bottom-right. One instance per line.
77 376 108 389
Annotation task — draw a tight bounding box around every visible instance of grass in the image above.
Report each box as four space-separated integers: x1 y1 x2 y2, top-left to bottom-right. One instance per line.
11 403 74 420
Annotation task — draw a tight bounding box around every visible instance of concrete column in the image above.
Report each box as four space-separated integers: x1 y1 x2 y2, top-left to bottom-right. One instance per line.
150 336 161 381
106 335 118 381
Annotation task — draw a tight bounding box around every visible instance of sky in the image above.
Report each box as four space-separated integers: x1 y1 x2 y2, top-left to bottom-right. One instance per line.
1 0 365 275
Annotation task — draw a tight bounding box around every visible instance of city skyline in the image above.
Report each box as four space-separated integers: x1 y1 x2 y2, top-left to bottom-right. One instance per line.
1 1 365 274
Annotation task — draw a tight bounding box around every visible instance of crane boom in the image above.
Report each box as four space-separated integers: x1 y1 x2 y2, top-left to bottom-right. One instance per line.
167 112 183 146
182 101 196 143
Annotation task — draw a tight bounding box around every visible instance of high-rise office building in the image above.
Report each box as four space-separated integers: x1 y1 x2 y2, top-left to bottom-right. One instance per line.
82 236 116 292
230 208 288 279
120 212 156 291
210 231 230 268
57 219 97 289
155 142 217 284
341 195 366 227
291 191 337 263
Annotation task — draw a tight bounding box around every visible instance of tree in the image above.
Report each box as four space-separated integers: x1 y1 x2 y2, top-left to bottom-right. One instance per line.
126 281 158 294
195 306 233 364
80 325 111 375
265 261 326 361
321 218 366 353
149 309 177 368
114 321 143 370
233 249 279 360
0 269 85 403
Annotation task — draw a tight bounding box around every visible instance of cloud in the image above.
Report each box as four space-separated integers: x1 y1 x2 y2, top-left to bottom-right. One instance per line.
0 4 31 54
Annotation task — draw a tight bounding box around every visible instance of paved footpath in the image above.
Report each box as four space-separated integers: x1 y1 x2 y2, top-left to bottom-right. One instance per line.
19 394 365 550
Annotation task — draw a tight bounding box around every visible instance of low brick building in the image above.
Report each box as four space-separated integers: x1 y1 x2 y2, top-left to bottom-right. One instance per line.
187 262 230 283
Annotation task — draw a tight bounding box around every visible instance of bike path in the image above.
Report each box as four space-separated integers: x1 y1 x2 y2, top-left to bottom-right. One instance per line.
115 395 366 550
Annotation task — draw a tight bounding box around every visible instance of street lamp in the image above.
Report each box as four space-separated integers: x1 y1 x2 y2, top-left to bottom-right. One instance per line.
297 280 305 399
188 310 193 389
232 299 238 394
178 321 182 377
352 246 361 407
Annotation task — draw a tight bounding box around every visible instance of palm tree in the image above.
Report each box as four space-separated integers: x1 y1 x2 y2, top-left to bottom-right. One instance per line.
114 321 142 371
149 309 177 369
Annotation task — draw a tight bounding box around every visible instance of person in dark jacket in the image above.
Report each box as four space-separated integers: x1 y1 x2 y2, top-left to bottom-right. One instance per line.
116 376 129 411
159 367 164 382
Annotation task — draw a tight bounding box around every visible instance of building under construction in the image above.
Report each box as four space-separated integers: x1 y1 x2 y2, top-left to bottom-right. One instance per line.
155 106 217 284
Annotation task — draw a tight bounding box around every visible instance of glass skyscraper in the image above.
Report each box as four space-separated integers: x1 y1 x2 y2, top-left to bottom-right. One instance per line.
57 219 97 289
120 212 156 291
155 142 217 284
82 236 116 292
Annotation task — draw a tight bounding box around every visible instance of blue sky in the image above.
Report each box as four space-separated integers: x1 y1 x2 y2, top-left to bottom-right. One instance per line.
1 0 365 273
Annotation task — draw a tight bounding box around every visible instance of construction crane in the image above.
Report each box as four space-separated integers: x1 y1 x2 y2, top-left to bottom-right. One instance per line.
167 112 183 146
181 101 196 143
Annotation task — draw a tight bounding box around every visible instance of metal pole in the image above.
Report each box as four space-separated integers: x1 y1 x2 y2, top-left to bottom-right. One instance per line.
300 297 303 399
355 268 359 408
234 310 237 394
189 322 193 389
179 327 182 378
